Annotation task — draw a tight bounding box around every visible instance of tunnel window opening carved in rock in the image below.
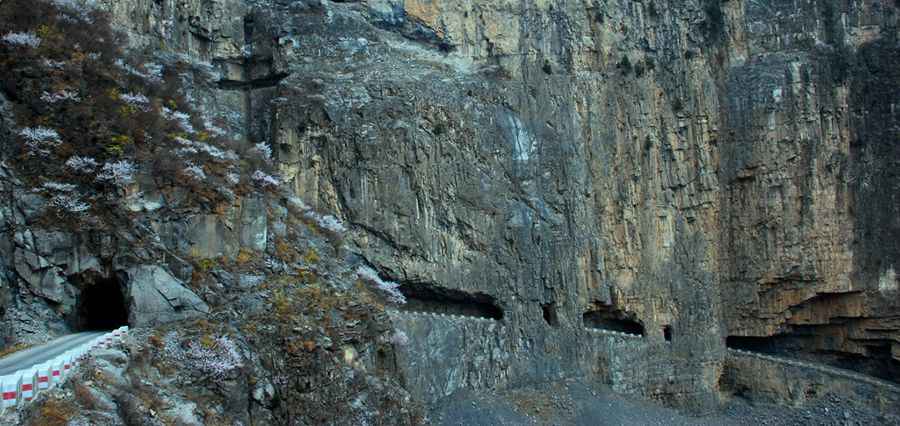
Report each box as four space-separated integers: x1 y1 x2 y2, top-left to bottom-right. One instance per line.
663 325 673 342
542 303 559 326
582 305 645 336
725 336 777 353
398 283 503 320
73 274 129 331
726 334 900 383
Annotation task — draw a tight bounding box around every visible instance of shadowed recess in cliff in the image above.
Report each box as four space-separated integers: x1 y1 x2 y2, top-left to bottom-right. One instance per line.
726 336 780 353
397 282 504 320
726 334 900 384
217 72 290 90
72 274 129 331
582 305 645 336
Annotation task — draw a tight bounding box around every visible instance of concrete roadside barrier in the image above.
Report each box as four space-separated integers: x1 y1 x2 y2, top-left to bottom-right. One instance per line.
1 375 18 409
36 363 51 391
0 327 130 414
51 359 63 385
61 351 73 377
20 369 36 402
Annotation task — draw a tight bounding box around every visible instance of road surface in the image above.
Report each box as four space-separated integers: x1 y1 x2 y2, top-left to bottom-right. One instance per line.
0 331 105 376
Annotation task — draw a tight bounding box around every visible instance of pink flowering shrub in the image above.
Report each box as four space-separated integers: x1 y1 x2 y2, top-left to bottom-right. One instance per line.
162 107 195 133
356 266 406 304
48 193 90 215
40 89 81 103
64 156 98 173
182 162 207 181
162 332 243 379
19 127 62 156
252 170 280 188
120 92 151 111
251 142 272 162
0 0 283 228
38 181 90 215
1 31 41 47
95 160 136 187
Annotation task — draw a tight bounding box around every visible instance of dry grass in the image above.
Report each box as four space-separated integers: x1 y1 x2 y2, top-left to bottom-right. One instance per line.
303 248 320 264
195 258 217 272
134 383 168 414
297 268 318 284
273 290 292 321
0 0 279 224
0 342 31 358
274 239 298 262
235 248 256 265
74 382 97 410
29 397 76 426
148 333 164 349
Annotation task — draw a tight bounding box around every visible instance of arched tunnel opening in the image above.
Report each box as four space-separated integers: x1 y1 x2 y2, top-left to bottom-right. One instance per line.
582 305 645 336
74 275 129 331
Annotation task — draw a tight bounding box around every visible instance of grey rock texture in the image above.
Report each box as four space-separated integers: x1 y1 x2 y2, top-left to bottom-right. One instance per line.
0 0 898 423
126 265 209 326
719 0 900 379
724 348 900 403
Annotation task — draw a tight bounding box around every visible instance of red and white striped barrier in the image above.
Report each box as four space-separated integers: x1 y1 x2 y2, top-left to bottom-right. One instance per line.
36 364 50 391
0 326 128 413
62 353 72 375
1 376 18 409
20 369 35 402
50 360 62 385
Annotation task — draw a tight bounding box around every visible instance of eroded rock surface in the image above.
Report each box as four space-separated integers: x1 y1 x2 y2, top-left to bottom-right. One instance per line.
0 0 898 423
126 265 209 326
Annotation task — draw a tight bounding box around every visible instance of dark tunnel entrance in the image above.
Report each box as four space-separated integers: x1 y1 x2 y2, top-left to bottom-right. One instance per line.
75 275 129 331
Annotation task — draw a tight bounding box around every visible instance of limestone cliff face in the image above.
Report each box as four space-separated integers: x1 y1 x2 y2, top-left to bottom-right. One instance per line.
719 0 899 378
2 0 897 416
98 0 898 388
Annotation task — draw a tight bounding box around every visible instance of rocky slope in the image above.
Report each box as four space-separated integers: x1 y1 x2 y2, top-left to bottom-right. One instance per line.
0 0 897 424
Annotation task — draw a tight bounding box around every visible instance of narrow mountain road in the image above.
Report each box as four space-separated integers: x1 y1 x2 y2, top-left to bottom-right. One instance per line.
0 332 105 376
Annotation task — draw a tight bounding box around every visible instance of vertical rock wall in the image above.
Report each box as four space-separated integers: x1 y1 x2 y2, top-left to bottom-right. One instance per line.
720 0 900 379
5 0 896 412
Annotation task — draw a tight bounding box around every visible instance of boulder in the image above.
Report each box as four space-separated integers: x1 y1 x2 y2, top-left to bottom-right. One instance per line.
126 265 209 326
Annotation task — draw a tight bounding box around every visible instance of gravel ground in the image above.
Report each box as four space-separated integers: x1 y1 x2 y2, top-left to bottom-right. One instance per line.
720 393 900 426
430 379 900 425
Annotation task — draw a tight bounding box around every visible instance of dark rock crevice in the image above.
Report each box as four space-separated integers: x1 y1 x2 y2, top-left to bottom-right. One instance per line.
542 302 559 326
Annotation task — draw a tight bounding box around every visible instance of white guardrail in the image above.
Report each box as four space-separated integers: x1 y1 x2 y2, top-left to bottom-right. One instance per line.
0 326 128 412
